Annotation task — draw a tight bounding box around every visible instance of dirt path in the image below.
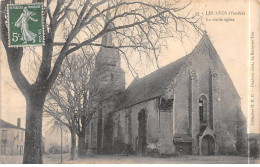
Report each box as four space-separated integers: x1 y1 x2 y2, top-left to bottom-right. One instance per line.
0 154 258 164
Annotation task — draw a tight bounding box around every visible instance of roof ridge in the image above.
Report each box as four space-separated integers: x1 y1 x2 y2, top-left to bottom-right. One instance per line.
126 56 188 90
126 33 209 90
0 119 25 130
118 34 210 109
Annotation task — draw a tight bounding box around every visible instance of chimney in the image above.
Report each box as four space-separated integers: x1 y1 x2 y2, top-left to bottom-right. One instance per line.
17 118 21 128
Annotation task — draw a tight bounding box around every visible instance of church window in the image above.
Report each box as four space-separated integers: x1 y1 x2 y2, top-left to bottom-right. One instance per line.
199 95 208 123
199 100 204 121
160 98 173 111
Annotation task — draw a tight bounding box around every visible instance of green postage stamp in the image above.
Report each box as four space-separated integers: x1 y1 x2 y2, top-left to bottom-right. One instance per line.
7 3 44 47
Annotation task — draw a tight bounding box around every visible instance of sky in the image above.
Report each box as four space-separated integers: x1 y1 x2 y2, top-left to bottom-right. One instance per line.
0 0 259 134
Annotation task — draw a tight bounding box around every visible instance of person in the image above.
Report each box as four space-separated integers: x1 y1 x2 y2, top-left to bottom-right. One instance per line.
15 7 38 44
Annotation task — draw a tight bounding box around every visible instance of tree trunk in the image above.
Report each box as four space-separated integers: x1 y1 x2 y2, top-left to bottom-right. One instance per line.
23 92 46 164
78 134 86 156
70 130 77 160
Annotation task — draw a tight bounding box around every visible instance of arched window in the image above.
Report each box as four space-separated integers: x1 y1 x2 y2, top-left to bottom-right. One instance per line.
199 99 204 121
199 95 208 123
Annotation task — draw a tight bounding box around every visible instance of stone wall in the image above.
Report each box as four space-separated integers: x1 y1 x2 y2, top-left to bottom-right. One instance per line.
169 36 246 155
113 98 176 155
191 37 244 155
158 110 174 155
113 99 165 154
190 70 199 154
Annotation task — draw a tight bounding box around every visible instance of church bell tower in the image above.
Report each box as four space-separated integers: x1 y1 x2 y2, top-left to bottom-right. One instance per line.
88 10 125 154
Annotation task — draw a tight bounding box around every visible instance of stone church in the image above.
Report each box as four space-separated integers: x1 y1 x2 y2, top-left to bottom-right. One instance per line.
85 20 247 156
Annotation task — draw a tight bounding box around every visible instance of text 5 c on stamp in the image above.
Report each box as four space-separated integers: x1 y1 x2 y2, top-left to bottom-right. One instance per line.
7 3 44 47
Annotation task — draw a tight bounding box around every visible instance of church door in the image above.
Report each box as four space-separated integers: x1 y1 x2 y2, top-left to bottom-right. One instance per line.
201 135 215 155
103 114 113 153
138 109 147 155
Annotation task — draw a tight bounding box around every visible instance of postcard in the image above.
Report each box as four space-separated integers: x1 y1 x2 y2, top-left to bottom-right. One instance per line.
0 0 259 164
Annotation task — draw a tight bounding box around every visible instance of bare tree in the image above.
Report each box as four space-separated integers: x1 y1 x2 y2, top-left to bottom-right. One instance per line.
44 53 95 160
45 48 127 158
0 0 202 163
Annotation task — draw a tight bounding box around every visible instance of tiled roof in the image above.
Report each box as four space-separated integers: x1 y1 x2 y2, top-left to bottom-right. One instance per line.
118 56 187 109
0 119 25 130
117 33 213 109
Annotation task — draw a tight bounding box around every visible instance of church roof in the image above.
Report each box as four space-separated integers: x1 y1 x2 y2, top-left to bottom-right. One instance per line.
118 55 188 109
118 33 209 109
0 119 25 130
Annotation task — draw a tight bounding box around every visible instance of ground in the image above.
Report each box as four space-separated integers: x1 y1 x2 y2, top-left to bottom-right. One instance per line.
0 154 259 164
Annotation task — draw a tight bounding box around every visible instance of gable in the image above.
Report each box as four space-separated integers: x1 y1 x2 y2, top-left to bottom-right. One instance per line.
117 33 240 110
188 33 240 98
